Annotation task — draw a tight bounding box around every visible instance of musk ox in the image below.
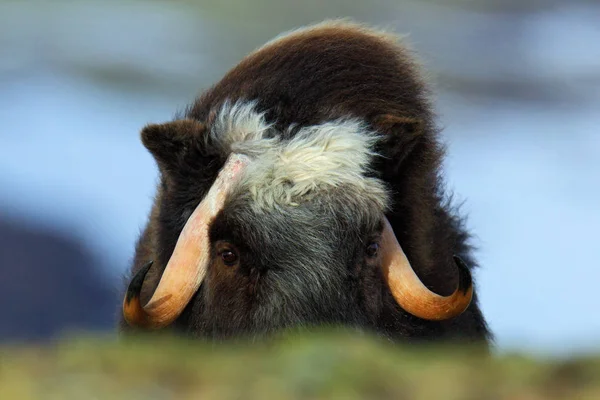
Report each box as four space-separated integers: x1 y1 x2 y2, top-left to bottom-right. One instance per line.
120 20 491 344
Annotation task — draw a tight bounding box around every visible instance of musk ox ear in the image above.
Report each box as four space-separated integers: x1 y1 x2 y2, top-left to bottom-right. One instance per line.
141 119 207 173
373 114 424 170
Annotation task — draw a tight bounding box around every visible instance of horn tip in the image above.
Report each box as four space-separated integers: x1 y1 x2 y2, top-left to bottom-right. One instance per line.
125 260 153 304
453 255 473 297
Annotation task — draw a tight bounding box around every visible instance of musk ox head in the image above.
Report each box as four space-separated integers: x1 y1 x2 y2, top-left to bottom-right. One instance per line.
120 20 488 343
122 102 472 337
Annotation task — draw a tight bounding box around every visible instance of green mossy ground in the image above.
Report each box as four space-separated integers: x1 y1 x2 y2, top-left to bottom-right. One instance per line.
1 331 598 399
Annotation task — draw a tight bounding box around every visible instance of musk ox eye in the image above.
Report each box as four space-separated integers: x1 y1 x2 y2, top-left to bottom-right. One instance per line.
220 249 238 266
365 242 379 258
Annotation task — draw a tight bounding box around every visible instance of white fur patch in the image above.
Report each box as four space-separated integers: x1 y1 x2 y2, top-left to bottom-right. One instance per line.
208 100 275 153
211 101 389 211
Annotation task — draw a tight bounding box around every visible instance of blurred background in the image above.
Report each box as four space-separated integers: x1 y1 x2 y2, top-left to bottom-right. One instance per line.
0 0 598 356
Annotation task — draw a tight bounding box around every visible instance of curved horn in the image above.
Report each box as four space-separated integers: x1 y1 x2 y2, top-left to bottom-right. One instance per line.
380 217 473 321
122 153 251 329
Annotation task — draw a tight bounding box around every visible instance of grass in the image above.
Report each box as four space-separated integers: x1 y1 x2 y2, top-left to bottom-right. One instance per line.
0 330 599 399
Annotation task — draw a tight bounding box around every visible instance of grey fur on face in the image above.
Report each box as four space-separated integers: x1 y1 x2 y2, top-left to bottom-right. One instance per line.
204 192 384 338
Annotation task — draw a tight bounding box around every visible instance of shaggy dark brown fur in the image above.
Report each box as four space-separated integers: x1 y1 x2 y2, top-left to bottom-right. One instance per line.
119 20 491 343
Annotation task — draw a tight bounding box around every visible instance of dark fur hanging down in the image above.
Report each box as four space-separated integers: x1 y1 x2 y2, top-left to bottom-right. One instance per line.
119 20 491 344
